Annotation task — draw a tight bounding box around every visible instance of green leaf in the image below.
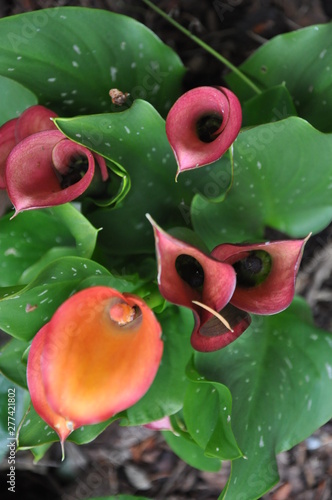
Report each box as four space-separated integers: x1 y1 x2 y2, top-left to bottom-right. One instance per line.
192 117 332 248
123 306 194 425
0 256 110 341
0 76 37 125
0 377 26 460
0 7 185 117
16 404 58 449
56 101 232 254
30 442 52 463
0 338 28 389
226 23 332 132
194 297 332 500
241 85 297 127
84 158 131 211
17 402 117 450
163 429 222 473
183 361 242 461
0 204 98 286
56 101 180 253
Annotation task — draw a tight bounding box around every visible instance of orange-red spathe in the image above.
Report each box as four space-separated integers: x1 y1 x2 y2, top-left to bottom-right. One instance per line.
27 286 163 439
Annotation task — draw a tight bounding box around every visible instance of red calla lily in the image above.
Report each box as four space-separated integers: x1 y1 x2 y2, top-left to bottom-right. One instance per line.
0 105 58 188
5 130 98 214
15 104 58 142
148 217 308 352
0 105 108 214
147 215 250 352
165 86 242 178
211 237 309 315
0 118 18 188
27 286 163 444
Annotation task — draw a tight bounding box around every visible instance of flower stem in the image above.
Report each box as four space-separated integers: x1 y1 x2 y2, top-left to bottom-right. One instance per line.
141 0 261 95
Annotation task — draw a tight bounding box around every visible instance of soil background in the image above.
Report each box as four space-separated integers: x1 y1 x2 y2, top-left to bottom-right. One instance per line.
1 1 332 499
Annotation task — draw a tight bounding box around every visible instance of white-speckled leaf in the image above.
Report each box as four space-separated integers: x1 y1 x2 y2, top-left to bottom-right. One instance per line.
0 76 37 125
0 204 98 286
0 256 111 341
192 117 332 248
226 23 332 132
17 402 116 450
56 102 183 254
0 7 185 117
195 297 332 500
0 338 28 388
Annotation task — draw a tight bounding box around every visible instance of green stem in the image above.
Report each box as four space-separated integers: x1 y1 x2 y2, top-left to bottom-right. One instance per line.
141 0 261 95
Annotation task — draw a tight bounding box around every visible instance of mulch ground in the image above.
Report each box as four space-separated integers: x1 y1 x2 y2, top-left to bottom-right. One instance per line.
1 1 332 499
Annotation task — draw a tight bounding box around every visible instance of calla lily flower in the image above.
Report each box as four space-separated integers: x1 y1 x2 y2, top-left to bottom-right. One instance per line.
211 237 309 315
0 118 18 189
147 215 250 352
27 323 72 448
0 105 108 214
0 105 58 187
15 104 58 142
165 86 242 178
5 130 107 214
27 286 163 448
148 216 308 352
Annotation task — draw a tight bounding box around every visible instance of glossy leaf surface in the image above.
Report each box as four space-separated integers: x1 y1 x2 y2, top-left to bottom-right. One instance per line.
56 101 231 253
0 76 37 126
17 402 117 450
194 298 332 499
124 306 194 425
163 429 222 473
183 361 242 461
0 338 28 388
241 84 297 127
0 204 98 285
0 256 110 340
192 117 332 248
0 7 185 117
226 23 332 132
56 101 181 253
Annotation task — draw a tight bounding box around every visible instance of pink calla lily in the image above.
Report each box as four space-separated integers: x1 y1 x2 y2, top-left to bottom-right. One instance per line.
211 236 309 315
165 86 242 178
27 286 163 447
0 105 58 187
15 104 58 142
0 104 108 214
147 215 250 352
148 217 308 352
0 118 18 188
5 130 99 214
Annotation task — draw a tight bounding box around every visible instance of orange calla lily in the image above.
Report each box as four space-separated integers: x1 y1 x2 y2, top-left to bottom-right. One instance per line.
27 286 163 442
27 323 72 448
